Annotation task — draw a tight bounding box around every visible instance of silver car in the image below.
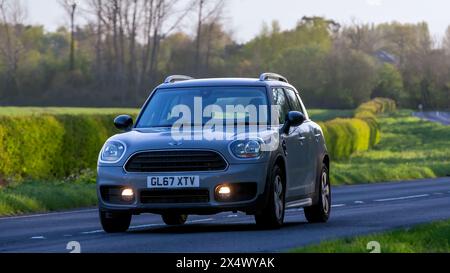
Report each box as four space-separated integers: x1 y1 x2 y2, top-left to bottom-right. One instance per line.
97 73 331 232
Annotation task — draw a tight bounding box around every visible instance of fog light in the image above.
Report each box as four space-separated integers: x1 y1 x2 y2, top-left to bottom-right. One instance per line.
121 188 134 202
217 185 231 196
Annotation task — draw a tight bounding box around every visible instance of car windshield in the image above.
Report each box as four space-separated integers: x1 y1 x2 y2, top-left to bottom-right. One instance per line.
136 87 269 128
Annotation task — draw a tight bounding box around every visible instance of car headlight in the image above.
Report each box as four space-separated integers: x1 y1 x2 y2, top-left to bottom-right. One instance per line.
100 141 126 163
230 140 262 159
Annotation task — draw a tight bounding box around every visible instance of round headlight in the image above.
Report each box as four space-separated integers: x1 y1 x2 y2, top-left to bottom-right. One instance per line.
101 141 126 163
231 140 262 158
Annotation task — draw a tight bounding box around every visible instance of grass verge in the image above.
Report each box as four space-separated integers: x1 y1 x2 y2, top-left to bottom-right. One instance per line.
332 110 450 185
291 220 450 253
0 171 97 217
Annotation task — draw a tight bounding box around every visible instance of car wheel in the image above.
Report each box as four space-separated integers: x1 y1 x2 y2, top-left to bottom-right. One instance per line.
99 210 132 233
255 165 285 229
162 214 188 226
304 165 331 223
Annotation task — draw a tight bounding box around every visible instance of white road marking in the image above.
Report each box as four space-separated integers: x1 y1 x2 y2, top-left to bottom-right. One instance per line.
188 218 214 223
433 192 444 195
332 204 346 208
0 209 97 221
81 219 215 235
227 214 238 218
82 230 104 235
31 236 46 240
354 201 365 204
82 223 164 234
129 223 163 230
374 194 429 202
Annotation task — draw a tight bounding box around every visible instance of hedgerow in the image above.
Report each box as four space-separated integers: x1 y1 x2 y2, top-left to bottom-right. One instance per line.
0 114 120 182
319 98 396 159
0 99 395 182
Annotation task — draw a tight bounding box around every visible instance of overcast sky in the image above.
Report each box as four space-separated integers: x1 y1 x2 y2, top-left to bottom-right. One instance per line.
27 0 450 42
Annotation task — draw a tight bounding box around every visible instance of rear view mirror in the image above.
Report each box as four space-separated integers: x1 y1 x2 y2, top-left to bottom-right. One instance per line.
114 115 134 131
282 111 306 134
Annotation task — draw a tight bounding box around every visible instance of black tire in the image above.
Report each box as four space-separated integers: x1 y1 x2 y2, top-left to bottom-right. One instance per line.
162 214 188 226
255 165 286 229
304 165 331 223
99 210 132 233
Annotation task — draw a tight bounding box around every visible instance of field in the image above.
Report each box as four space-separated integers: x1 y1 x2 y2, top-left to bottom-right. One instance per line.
0 107 350 120
308 109 354 122
332 110 450 185
0 107 140 116
291 220 450 253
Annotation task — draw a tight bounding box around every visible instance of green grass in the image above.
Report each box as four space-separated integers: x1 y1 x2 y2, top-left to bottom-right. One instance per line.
291 220 450 253
0 107 140 116
0 107 350 121
332 110 450 185
0 170 97 217
309 109 354 122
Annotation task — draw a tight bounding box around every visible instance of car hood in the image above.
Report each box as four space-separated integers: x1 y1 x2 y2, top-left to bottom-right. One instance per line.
99 127 279 166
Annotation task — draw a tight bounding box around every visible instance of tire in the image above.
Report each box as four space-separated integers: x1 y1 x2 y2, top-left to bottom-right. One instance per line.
99 210 132 233
304 165 331 223
255 165 286 229
162 214 188 226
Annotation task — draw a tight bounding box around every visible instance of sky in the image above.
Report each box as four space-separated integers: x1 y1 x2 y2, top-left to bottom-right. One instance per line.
26 0 450 43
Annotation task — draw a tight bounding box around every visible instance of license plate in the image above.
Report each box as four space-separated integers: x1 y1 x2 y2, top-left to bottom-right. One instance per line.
147 176 200 189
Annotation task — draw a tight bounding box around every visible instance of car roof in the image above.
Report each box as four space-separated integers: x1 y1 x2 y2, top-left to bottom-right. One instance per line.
156 78 293 89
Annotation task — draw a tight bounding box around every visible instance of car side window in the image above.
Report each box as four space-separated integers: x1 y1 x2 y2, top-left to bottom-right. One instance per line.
272 88 290 124
295 91 309 120
284 88 303 113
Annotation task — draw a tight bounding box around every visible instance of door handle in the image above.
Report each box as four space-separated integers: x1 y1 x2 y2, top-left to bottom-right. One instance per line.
315 133 321 143
298 136 306 145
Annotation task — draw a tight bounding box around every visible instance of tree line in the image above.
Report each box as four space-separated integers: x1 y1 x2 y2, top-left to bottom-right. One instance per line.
0 0 449 109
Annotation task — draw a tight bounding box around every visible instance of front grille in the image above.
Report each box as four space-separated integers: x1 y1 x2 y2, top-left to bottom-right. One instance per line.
125 150 227 173
140 189 210 204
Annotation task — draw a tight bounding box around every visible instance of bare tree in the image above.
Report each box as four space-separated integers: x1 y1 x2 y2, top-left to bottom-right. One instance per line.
59 0 79 71
443 26 450 56
0 0 26 95
193 0 225 75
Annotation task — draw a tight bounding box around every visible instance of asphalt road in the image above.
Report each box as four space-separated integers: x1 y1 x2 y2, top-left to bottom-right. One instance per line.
413 111 450 125
0 177 449 253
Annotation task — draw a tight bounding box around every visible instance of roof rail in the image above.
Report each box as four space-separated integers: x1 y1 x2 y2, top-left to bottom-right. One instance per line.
259 73 289 83
164 75 194 84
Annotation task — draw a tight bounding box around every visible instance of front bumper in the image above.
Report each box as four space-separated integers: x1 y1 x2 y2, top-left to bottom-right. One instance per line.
97 162 269 215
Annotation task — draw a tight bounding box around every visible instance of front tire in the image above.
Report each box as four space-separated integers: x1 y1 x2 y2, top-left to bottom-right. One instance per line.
162 214 188 226
304 165 331 223
100 210 132 233
255 165 285 229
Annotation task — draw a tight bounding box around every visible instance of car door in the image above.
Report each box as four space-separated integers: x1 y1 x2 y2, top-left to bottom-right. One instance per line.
294 89 318 194
272 88 307 199
282 88 313 198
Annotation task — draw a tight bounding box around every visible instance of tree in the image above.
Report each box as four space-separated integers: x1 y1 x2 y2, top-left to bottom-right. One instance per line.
0 0 26 100
59 0 78 71
372 63 405 103
443 26 450 56
193 0 225 75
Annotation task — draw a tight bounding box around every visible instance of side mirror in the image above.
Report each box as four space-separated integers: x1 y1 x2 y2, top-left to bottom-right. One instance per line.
114 115 134 131
282 111 306 134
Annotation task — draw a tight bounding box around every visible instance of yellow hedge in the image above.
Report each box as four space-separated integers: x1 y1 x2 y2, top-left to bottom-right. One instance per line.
0 114 120 182
319 98 396 159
